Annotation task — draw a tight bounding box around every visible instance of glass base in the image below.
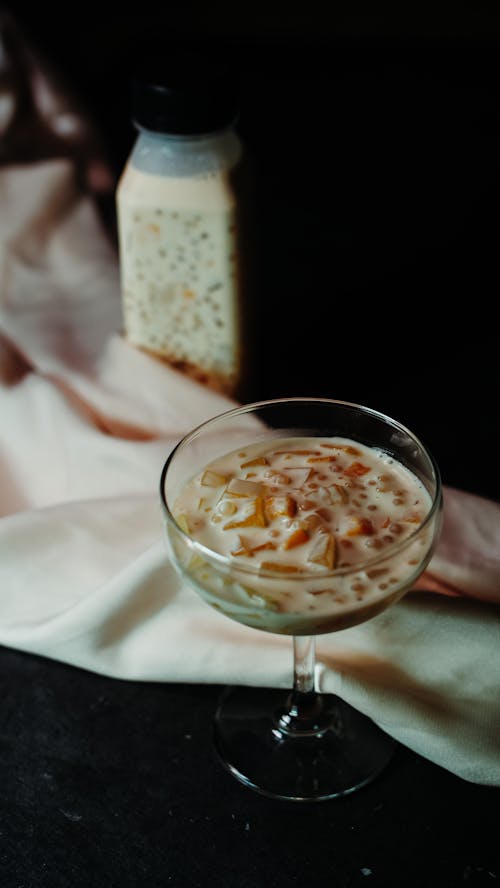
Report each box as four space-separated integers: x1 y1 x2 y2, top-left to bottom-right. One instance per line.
213 685 397 802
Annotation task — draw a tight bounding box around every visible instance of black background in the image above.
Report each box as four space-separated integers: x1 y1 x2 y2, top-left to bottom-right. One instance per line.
9 2 500 502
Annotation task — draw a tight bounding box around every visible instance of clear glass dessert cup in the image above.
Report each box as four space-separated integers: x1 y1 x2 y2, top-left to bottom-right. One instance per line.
160 398 443 802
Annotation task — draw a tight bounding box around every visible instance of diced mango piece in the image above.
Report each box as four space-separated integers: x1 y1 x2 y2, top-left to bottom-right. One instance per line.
223 497 267 529
260 561 302 574
176 513 191 534
283 528 309 550
264 494 297 521
240 456 269 468
300 512 323 533
226 478 264 497
284 468 312 487
402 511 423 524
231 536 276 557
346 517 374 536
332 483 349 504
344 461 371 478
201 469 228 488
307 530 336 569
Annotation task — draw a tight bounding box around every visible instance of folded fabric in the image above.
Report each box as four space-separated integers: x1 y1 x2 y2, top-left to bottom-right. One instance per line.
0 18 499 788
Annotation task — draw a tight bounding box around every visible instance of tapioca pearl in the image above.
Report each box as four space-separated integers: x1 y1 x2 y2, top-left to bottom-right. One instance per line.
378 474 393 482
389 577 399 584
351 582 365 592
365 538 383 549
392 498 405 505
367 504 377 511
389 523 403 534
382 534 394 543
379 582 389 590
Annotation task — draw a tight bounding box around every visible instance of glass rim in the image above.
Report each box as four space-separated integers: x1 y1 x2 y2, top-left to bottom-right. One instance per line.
159 397 443 581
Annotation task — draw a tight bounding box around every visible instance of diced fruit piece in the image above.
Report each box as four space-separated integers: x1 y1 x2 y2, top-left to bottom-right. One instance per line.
331 483 349 504
231 536 276 557
307 455 338 464
315 486 336 505
240 456 269 468
226 478 264 497
264 494 297 520
176 514 191 534
347 517 374 536
402 511 423 524
283 528 309 550
284 468 312 487
223 497 267 529
266 472 291 485
344 461 371 477
300 512 323 533
201 469 228 488
307 530 336 569
237 585 281 610
260 561 302 573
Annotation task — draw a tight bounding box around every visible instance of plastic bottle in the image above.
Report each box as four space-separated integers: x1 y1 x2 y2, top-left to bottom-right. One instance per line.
115 53 252 397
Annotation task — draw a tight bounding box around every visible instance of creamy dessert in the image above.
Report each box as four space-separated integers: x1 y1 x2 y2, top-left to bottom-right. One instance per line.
170 436 435 635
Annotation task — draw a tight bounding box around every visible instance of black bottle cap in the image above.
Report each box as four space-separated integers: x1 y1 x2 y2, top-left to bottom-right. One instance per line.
131 51 240 135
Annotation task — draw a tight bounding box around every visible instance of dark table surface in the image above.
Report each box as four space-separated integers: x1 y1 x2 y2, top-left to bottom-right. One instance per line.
1 644 498 888
2 8 500 886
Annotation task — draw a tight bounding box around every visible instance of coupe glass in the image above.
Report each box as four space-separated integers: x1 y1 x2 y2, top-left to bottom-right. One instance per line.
160 398 442 801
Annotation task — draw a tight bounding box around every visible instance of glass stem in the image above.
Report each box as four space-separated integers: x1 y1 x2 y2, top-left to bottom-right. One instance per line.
293 635 316 694
276 636 326 736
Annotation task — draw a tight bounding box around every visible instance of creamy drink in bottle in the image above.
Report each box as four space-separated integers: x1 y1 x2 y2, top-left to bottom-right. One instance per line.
116 55 251 396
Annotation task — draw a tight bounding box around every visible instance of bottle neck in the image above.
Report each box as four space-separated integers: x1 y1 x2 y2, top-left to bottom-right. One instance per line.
129 126 242 177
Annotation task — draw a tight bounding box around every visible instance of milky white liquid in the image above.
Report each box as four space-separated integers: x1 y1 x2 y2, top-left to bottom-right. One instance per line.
116 165 241 391
170 436 436 635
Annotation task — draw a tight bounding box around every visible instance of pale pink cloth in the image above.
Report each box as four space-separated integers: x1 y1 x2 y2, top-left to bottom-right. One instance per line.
0 16 499 786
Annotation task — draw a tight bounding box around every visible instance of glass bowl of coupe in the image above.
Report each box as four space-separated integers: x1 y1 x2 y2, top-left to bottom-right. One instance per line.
160 398 443 801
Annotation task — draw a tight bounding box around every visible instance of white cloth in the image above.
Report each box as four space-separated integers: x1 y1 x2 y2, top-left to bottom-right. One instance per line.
0 18 499 788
